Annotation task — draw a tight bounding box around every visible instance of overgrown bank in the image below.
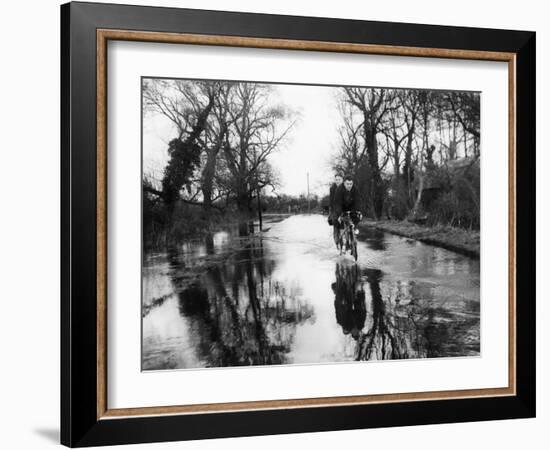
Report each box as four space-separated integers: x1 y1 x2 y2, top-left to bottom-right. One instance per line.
358 220 480 258
144 202 241 249
143 198 294 250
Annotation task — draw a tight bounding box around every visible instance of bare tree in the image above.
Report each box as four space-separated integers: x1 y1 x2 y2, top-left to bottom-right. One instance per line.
399 90 421 204
200 83 235 213
332 97 364 176
380 90 408 180
340 87 391 218
224 83 296 213
143 79 217 210
411 90 435 218
445 92 480 141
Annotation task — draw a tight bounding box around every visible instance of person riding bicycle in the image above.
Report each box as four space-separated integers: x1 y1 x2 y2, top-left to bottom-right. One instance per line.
328 173 344 245
334 175 362 235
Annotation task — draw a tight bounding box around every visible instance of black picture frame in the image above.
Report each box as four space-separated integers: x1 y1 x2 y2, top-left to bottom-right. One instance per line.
61 1 535 447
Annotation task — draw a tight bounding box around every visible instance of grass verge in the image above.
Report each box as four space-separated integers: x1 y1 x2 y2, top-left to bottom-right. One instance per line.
359 220 480 258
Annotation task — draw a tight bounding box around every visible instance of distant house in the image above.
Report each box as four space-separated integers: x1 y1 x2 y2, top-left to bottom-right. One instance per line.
445 156 480 172
415 156 480 208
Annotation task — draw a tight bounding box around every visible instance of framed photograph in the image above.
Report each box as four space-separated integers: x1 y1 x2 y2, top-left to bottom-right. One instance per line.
61 1 535 447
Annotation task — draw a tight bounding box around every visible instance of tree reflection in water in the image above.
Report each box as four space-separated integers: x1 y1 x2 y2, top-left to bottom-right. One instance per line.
143 216 479 370
332 263 480 361
356 268 406 360
175 235 315 367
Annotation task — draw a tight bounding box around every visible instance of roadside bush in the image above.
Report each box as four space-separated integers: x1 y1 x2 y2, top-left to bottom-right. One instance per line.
387 179 410 220
426 172 480 229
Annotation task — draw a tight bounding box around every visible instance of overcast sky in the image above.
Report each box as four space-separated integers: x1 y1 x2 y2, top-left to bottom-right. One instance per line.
143 82 341 197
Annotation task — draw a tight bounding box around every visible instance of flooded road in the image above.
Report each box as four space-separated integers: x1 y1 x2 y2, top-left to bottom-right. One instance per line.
142 214 480 371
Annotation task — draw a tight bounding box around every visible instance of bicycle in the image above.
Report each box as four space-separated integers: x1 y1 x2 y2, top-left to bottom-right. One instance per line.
337 211 359 261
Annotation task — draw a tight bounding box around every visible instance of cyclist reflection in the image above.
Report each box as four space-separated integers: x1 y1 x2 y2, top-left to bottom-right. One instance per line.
332 263 366 340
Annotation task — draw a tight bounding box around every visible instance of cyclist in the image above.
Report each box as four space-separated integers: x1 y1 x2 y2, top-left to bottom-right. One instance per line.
328 173 344 246
334 175 361 235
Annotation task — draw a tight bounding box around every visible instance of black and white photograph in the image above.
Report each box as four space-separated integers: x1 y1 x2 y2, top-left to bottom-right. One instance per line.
0 0 542 447
141 78 481 371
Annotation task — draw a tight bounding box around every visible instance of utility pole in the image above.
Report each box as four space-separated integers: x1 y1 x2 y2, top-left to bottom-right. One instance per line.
307 172 310 214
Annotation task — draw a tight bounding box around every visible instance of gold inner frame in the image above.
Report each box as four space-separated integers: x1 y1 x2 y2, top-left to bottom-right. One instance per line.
96 29 517 420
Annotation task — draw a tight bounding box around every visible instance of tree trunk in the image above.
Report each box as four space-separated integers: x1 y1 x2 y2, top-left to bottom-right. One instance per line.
412 164 424 217
412 114 429 218
161 96 215 211
201 151 217 213
364 123 384 219
202 123 227 214
401 121 416 207
235 181 250 214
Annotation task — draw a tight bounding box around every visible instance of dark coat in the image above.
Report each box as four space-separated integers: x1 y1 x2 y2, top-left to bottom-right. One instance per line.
329 183 339 213
334 185 360 216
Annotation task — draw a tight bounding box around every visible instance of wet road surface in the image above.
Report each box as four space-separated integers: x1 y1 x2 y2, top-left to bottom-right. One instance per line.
142 214 480 370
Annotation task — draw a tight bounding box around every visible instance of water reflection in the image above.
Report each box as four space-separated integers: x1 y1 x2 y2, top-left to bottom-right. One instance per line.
356 268 408 360
332 264 366 340
360 227 388 252
143 228 315 370
353 268 479 361
142 214 480 370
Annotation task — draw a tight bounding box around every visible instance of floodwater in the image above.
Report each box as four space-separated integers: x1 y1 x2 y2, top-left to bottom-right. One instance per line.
142 214 480 371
